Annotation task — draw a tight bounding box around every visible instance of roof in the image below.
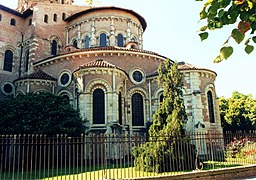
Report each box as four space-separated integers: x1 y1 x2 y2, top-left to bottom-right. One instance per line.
74 59 125 73
34 46 167 66
147 61 217 78
65 6 147 31
14 70 56 82
0 4 33 18
178 61 217 75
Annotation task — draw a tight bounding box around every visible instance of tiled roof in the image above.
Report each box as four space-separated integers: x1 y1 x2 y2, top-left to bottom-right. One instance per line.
14 70 56 82
0 4 33 18
146 61 217 78
178 61 217 75
34 46 167 66
65 6 147 31
75 59 125 72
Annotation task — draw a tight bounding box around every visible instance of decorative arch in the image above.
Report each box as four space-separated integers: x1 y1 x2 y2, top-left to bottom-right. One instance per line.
153 87 164 100
57 90 73 103
34 89 50 94
85 78 111 93
50 35 63 55
16 90 25 96
205 83 216 124
128 87 148 99
92 88 105 124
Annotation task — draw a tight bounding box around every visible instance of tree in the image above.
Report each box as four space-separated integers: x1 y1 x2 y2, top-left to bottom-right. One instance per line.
0 92 85 136
219 91 256 131
133 60 192 173
197 0 256 62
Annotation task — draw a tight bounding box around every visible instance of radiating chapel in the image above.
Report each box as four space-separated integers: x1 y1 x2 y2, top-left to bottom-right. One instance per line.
0 0 223 134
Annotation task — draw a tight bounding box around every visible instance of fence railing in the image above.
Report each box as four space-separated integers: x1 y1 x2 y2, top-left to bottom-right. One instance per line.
0 131 256 180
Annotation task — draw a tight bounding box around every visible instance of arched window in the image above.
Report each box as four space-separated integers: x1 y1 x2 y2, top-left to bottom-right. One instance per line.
53 14 57 22
73 40 78 47
61 0 64 4
160 93 164 104
44 14 48 23
10 18 16 26
118 92 122 125
25 50 29 72
62 13 66 20
117 34 124 47
84 35 90 48
3 50 13 72
132 93 144 126
51 40 58 55
207 91 215 123
0 14 2 21
131 36 137 42
28 18 32 26
100 33 107 47
93 89 105 124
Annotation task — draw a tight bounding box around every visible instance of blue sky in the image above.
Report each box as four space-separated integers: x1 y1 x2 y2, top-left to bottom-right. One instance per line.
1 0 256 97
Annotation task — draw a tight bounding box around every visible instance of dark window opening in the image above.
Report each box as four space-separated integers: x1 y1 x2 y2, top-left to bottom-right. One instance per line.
0 14 2 21
61 0 64 4
62 13 66 20
73 40 78 47
10 18 16 26
118 92 122 125
100 33 107 47
3 50 13 72
3 84 13 94
84 36 90 48
93 89 105 124
44 15 48 23
117 34 124 47
133 71 143 82
62 94 70 102
60 73 70 86
51 40 58 55
28 18 32 26
160 94 164 104
53 14 57 22
25 50 29 72
132 93 144 126
207 91 215 123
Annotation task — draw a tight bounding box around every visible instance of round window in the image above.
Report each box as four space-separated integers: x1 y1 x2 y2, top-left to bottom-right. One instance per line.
2 83 14 95
58 71 71 87
60 73 70 85
133 71 143 82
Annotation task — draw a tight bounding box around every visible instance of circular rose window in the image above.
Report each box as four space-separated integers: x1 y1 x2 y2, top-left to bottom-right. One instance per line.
132 71 143 82
2 83 14 95
58 71 71 87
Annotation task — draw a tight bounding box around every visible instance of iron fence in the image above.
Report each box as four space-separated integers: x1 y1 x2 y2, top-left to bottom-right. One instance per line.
0 131 255 180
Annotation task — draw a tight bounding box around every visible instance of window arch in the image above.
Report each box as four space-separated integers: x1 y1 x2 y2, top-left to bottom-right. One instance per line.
117 34 124 47
100 33 107 47
132 93 144 126
51 40 58 55
84 35 90 48
25 50 29 72
3 50 13 72
10 18 16 26
207 91 215 123
62 13 66 20
118 92 122 125
44 14 48 23
93 89 105 124
53 14 57 22
73 39 78 47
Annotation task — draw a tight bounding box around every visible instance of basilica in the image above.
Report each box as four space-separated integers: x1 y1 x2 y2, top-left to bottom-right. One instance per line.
0 0 222 134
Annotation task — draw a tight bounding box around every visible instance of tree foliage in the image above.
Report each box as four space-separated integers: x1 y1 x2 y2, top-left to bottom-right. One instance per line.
219 91 256 131
197 0 256 62
0 93 85 136
133 60 192 173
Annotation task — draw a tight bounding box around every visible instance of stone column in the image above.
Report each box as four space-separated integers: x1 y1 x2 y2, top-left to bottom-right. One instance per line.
126 19 131 42
90 20 96 47
109 17 116 46
65 28 69 46
77 23 82 48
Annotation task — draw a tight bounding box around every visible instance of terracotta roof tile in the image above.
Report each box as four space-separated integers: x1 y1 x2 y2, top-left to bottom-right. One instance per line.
75 59 125 73
14 70 56 82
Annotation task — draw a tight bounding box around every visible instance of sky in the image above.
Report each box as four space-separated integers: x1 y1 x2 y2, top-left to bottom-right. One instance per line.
1 0 255 98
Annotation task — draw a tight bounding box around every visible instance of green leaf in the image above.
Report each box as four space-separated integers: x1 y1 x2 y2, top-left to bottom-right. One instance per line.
213 55 223 63
200 10 207 20
220 46 233 59
199 32 209 41
218 9 225 17
252 36 256 43
200 26 208 31
244 38 250 45
245 45 254 54
231 28 245 44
